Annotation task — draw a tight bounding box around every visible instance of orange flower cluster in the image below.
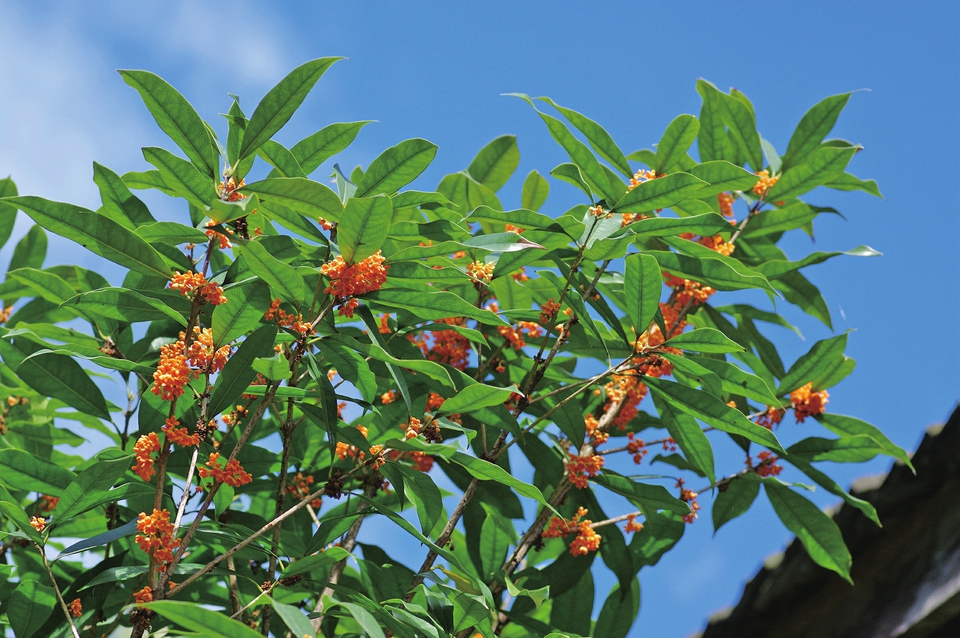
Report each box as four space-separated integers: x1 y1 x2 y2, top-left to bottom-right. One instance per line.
677 479 700 524
162 416 200 447
540 298 560 325
755 406 785 430
378 314 392 334
752 170 779 198
152 341 192 401
663 437 678 452
624 513 644 533
36 494 59 513
369 445 386 470
133 586 153 604
584 414 607 445
335 425 369 460
511 266 530 282
629 169 659 189
132 432 161 481
381 390 397 405
753 450 783 477
69 598 82 618
466 260 495 283
135 509 181 571
29 516 46 532
318 217 334 231
627 432 649 464
543 507 602 556
566 454 604 489
403 417 422 440
412 317 471 370
505 224 525 234
169 271 227 306
789 382 829 423
498 321 545 350
664 273 716 308
588 204 611 219
186 326 231 372
0 305 12 324
695 234 736 256
285 472 322 509
718 192 735 217
265 298 314 335
204 221 233 250
320 250 389 318
197 453 252 487
217 177 246 202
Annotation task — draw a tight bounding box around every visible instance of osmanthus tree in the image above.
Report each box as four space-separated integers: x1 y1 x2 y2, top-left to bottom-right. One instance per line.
0 58 907 638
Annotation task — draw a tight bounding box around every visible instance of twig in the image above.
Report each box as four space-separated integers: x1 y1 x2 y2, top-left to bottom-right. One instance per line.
36 543 82 638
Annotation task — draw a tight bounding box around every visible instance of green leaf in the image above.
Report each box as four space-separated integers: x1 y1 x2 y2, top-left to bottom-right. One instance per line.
778 332 848 395
135 221 208 246
394 463 443 535
772 270 832 329
627 213 732 238
270 599 316 638
656 114 700 174
592 470 691 516
688 160 760 198
623 253 661 336
9 224 47 273
782 93 851 169
292 121 372 174
337 194 393 263
593 577 641 638
510 94 619 203
51 452 134 528
647 249 773 293
122 169 175 195
355 138 438 198
318 339 377 403
252 354 292 381
787 435 884 463
685 355 782 406
661 327 745 353
439 383 519 416
325 334 453 388
0 177 18 251
468 135 520 192
612 172 706 213
713 474 760 531
538 96 633 178
93 162 156 229
653 394 716 485
241 177 343 222
521 170 550 211
63 287 186 325
767 146 858 201
212 282 271 347
451 451 554 513
57 516 138 557
551 163 593 200
8 268 74 305
208 325 278 418
764 480 852 582
824 172 883 197
717 90 763 171
239 57 341 160
366 289 508 327
644 376 785 453
142 146 218 208
0 338 110 420
259 139 306 178
467 205 564 233
781 452 880 525
0 484 40 541
816 413 913 470
119 70 219 177
4 196 171 279
9 580 57 638
548 569 592 634
696 80 734 164
754 246 880 280
145 600 265 638
238 240 306 308
0 449 76 495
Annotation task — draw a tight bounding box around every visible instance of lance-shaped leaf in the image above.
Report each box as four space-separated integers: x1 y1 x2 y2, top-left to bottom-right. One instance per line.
145 601 264 638
259 139 306 178
594 578 641 638
8 268 75 305
612 172 706 213
683 355 782 406
468 135 520 192
592 470 691 516
291 120 373 174
238 240 306 308
8 580 56 638
241 176 343 222
0 484 41 542
4 196 171 279
366 289 508 327
787 435 885 464
647 250 773 293
767 146 858 201
438 383 519 416
627 213 732 239
688 160 760 198
816 413 912 470
63 287 187 326
652 394 716 485
319 337 377 402
135 221 208 246
93 162 156 229
697 80 734 163
212 282 271 347
644 376 785 453
142 146 218 208
778 332 849 395
325 333 453 388
772 270 832 329
451 452 555 513
551 162 593 200
713 474 761 531
239 57 342 160
538 96 633 178
661 327 745 354
0 449 76 495
355 138 438 198
8 223 47 274
467 205 564 233
717 90 763 171
438 171 502 215
208 325 278 418
825 171 883 197
782 93 852 169
383 462 444 534
119 70 219 177
51 452 134 528
623 253 661 336
763 480 853 582
753 245 880 279
656 114 700 174
338 194 393 263
522 170 550 211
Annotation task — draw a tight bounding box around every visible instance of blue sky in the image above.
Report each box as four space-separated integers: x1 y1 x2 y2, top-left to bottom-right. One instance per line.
1 1 958 636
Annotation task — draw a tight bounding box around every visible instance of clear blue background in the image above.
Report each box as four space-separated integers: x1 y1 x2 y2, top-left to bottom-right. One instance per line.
1 2 957 636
